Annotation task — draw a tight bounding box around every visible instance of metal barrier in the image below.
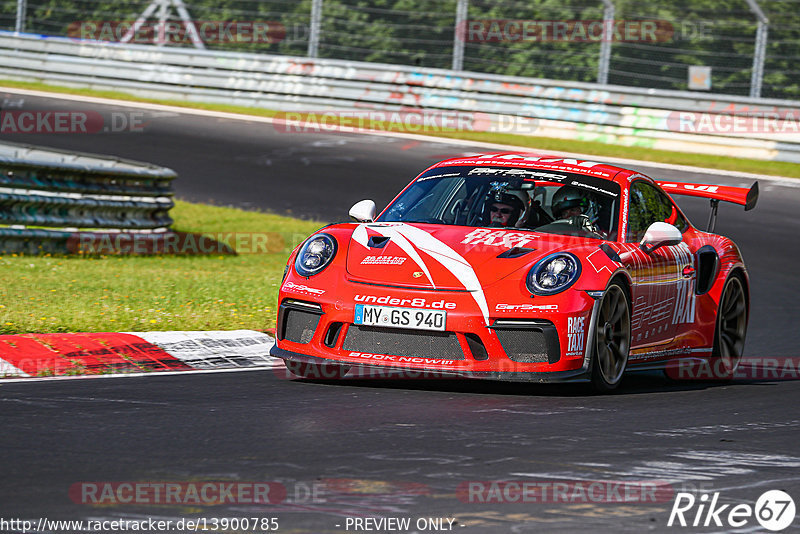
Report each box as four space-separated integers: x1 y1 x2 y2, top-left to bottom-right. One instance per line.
2 32 800 163
0 140 176 254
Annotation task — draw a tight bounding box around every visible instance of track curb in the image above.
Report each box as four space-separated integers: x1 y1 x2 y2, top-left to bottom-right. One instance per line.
0 330 278 380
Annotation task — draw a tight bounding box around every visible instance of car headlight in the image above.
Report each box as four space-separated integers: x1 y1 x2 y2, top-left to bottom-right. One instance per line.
526 252 581 295
295 233 337 277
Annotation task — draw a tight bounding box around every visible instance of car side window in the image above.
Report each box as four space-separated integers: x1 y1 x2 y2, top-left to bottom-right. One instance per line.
626 181 687 242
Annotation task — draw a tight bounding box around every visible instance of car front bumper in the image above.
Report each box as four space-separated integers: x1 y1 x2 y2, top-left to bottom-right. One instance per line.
272 278 601 382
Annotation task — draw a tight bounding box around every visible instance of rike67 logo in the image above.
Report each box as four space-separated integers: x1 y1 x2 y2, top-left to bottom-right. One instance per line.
668 490 796 531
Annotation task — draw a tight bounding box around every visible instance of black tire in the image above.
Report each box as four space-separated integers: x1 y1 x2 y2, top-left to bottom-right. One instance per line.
590 282 632 393
285 361 350 380
710 273 748 380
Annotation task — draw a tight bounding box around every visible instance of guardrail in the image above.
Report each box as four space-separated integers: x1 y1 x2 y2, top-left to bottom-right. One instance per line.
0 141 176 254
2 32 800 163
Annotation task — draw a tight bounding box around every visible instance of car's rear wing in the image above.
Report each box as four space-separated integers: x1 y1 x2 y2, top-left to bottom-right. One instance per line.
656 181 759 232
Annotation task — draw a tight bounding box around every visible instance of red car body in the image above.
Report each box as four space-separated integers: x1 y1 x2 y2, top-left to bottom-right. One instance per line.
271 153 757 390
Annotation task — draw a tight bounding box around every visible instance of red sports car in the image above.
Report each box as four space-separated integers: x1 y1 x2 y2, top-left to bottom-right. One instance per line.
271 153 758 391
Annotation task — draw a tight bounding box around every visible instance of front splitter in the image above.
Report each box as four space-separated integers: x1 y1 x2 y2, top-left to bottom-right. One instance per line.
270 345 590 384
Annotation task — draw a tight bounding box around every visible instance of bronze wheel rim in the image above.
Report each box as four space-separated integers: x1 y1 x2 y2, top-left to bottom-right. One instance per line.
595 285 631 385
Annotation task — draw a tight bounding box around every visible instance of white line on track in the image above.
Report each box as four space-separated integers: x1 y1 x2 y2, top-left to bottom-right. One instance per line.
3 86 800 186
713 475 800 494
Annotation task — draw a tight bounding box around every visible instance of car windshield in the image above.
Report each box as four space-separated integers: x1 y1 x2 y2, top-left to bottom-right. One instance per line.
378 165 621 240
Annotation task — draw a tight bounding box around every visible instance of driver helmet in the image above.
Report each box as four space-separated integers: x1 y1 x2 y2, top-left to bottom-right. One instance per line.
552 186 593 219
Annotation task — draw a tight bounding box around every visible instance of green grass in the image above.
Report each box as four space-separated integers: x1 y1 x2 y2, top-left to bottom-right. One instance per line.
4 78 800 179
0 201 324 334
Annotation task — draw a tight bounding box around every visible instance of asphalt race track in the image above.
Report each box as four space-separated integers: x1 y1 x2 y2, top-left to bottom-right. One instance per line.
1 90 800 533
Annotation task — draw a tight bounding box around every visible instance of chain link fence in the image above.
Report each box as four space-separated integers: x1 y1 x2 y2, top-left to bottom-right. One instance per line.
3 0 800 100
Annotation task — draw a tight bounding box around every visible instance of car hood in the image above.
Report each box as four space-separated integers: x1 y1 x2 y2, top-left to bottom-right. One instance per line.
344 222 578 290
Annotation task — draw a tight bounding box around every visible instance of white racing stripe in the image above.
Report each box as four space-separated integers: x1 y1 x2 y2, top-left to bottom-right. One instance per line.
354 223 490 324
354 223 435 288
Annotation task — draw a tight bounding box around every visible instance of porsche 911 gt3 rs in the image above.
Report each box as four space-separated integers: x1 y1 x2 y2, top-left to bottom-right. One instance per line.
270 153 757 392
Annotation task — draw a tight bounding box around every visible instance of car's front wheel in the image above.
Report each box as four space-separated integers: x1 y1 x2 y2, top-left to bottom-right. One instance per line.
590 282 631 393
284 361 350 380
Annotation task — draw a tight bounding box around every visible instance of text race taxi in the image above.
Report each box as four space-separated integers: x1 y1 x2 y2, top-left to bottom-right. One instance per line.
271 153 757 392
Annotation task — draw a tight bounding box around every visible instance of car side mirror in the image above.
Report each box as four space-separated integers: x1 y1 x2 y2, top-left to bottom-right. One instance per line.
640 222 682 253
349 199 376 223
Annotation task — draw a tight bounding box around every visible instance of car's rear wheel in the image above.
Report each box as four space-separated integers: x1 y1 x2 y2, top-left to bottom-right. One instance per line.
284 361 350 380
711 273 747 379
590 283 631 393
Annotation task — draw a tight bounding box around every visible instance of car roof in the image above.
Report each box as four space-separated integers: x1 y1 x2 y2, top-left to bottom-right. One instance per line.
427 152 645 185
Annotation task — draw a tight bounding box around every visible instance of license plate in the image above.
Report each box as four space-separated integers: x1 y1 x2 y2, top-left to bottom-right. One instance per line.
354 304 446 332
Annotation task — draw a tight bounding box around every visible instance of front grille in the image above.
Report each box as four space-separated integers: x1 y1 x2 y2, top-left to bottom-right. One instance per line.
342 325 465 360
283 308 321 344
493 321 560 364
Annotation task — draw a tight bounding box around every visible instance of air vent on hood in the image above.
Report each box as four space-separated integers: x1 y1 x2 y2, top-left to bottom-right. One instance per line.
497 247 536 259
367 236 391 248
